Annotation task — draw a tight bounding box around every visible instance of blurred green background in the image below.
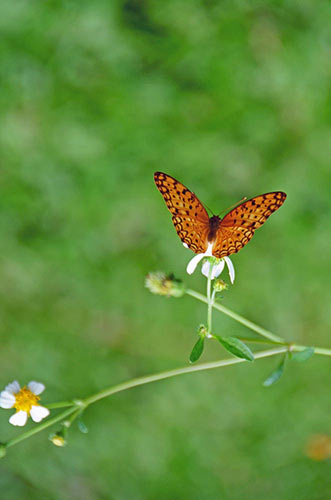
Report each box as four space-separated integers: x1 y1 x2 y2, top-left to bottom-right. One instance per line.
0 0 330 498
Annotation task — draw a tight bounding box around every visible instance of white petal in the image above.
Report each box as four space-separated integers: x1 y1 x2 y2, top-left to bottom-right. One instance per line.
28 381 45 396
183 243 189 249
5 381 20 394
224 256 235 284
30 405 50 423
212 261 226 279
186 253 205 275
201 260 210 278
9 411 28 427
201 260 225 279
0 391 16 408
186 243 215 275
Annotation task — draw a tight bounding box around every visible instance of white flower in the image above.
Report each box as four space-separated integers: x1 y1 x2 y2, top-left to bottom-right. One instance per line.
186 243 235 283
0 380 50 427
202 256 235 284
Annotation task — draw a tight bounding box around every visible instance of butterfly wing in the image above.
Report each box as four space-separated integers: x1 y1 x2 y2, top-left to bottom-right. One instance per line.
212 192 287 258
154 172 210 254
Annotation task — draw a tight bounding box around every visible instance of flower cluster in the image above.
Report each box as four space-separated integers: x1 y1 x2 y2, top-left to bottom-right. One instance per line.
145 272 185 297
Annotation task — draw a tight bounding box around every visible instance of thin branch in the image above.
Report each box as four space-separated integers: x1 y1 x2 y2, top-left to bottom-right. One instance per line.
82 347 287 406
46 401 74 409
293 344 331 357
4 347 288 450
186 289 285 343
186 288 331 356
207 263 213 334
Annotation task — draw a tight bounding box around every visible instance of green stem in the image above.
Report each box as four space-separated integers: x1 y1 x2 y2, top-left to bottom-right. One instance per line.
207 263 213 335
293 345 331 356
63 408 82 428
186 288 284 344
46 401 74 409
4 337 331 452
83 347 286 406
3 347 288 450
237 337 286 345
186 288 331 356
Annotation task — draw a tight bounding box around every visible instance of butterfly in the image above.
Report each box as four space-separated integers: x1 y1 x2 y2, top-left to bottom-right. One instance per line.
154 171 286 259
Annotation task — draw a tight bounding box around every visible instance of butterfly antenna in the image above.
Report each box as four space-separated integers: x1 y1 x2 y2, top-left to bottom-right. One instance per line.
216 196 247 217
202 201 214 216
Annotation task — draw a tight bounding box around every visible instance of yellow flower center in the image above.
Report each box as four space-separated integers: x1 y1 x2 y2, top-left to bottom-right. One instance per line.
13 386 40 414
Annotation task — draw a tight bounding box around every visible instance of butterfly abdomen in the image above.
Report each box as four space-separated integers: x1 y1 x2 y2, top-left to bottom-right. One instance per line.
208 215 221 242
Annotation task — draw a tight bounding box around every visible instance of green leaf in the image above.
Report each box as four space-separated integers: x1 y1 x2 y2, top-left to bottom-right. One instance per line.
263 357 286 387
291 347 315 362
78 419 89 434
189 336 205 363
214 335 254 362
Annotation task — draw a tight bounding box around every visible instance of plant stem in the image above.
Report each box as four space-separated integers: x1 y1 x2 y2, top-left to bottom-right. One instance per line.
63 408 82 428
4 336 331 452
186 289 331 356
83 347 286 405
207 263 213 335
293 345 331 356
186 288 284 343
46 401 74 409
3 347 287 450
237 337 286 345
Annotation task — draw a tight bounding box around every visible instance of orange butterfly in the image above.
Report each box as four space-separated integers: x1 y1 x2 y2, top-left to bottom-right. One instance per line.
154 172 286 261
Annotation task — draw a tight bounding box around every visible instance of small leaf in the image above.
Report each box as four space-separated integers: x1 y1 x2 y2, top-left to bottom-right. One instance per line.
214 335 254 362
78 419 88 434
292 347 315 362
189 336 205 363
263 357 286 387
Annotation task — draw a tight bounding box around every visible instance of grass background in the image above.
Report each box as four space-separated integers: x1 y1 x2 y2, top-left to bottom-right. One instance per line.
0 0 330 498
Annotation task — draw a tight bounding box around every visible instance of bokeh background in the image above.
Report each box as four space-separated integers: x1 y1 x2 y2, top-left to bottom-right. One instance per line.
1 0 330 498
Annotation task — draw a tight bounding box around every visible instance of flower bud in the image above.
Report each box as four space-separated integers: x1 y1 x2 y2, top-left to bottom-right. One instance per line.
197 324 208 337
213 279 228 292
49 430 67 447
145 272 185 297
